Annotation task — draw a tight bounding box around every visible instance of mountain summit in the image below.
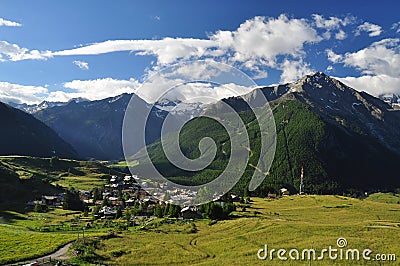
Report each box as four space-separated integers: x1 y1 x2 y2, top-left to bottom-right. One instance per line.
261 72 400 154
17 71 400 195
138 72 400 194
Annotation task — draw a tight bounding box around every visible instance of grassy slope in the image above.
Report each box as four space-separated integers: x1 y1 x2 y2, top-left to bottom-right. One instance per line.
0 102 78 158
0 208 104 264
366 192 400 204
0 156 121 211
0 156 126 263
97 195 400 265
0 194 398 265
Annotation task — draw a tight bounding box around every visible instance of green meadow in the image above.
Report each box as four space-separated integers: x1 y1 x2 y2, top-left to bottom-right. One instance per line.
93 195 400 265
0 156 120 212
1 195 398 265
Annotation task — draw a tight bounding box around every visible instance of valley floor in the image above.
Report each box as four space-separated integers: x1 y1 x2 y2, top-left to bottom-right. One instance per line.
1 194 399 265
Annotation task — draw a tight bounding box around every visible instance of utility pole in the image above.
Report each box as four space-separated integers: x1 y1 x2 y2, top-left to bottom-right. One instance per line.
299 166 304 195
77 217 80 241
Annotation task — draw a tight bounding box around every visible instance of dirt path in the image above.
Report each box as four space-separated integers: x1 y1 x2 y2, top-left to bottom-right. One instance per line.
13 242 73 265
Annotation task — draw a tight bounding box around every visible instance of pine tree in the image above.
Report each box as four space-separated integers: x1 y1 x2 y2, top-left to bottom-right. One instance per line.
154 205 164 218
63 189 84 211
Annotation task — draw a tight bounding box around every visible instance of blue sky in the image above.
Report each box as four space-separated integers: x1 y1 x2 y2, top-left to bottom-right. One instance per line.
0 0 400 104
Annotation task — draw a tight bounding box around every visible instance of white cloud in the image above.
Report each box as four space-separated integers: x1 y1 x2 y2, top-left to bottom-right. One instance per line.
0 18 21 27
136 59 258 103
6 14 316 85
73 60 89 70
336 39 400 77
335 29 347 40
0 41 51 61
48 15 321 75
0 81 48 104
211 15 322 66
355 22 382 37
0 78 143 104
164 59 228 80
53 38 215 65
0 14 328 103
160 82 249 104
6 14 389 103
57 78 140 102
52 15 321 70
391 22 400 33
312 14 353 40
326 49 343 63
329 39 400 97
279 59 313 83
312 14 353 30
251 70 268 80
338 75 400 97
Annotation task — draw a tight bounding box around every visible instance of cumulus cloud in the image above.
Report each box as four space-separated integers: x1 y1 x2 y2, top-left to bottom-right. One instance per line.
30 14 321 85
312 14 354 40
326 49 343 63
338 75 400 97
135 60 258 104
328 39 400 96
158 82 249 104
335 39 400 76
0 81 48 104
0 18 21 27
0 78 142 104
355 22 383 37
56 78 140 101
0 14 345 87
279 59 313 83
212 15 321 65
73 60 89 70
0 41 51 61
312 14 353 29
8 14 393 102
335 29 347 40
50 14 321 72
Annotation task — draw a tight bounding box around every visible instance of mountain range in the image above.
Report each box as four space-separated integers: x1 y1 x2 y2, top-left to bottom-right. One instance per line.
31 95 209 160
33 94 169 160
3 72 400 193
133 72 400 194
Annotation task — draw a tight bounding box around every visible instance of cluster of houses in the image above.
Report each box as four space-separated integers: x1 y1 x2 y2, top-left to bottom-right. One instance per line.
27 194 64 209
27 172 293 219
27 174 215 219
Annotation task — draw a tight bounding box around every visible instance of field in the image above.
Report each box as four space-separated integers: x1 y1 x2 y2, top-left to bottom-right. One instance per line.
0 194 399 265
0 208 81 264
0 156 121 211
106 160 139 172
0 225 76 264
91 195 400 265
0 207 111 265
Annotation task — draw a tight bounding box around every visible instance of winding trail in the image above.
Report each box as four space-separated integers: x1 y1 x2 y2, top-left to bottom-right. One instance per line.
12 242 73 265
